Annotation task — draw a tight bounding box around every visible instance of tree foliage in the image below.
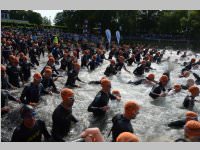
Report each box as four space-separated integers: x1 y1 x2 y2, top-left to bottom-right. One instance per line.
9 10 43 25
54 10 200 40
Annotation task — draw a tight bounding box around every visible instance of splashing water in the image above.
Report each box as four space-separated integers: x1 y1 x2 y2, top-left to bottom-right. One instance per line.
1 50 200 142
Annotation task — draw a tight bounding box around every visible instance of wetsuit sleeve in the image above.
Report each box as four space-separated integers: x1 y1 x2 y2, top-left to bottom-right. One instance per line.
30 63 34 67
129 79 145 85
109 93 117 100
41 84 49 95
19 67 23 82
39 120 51 141
123 64 129 72
193 73 200 80
11 128 20 142
5 76 12 88
88 81 101 84
41 67 45 75
71 115 78 123
77 77 84 83
87 98 102 112
168 119 186 128
50 79 57 90
87 62 90 69
7 92 18 102
20 86 28 104
53 66 59 74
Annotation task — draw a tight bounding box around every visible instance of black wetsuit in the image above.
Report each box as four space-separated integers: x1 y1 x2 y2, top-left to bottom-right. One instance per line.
133 64 145 76
126 58 136 66
1 74 12 89
115 62 126 72
52 104 78 142
19 58 24 66
11 120 51 142
181 63 193 73
104 64 117 76
135 53 141 62
88 90 117 116
81 55 89 67
87 60 99 71
6 65 22 88
41 64 59 76
192 73 200 85
181 85 189 90
128 79 146 85
2 46 12 62
149 83 166 99
21 62 34 82
65 69 82 87
183 95 195 110
1 90 18 116
29 48 39 66
145 61 153 72
41 77 57 91
20 82 48 104
168 118 198 129
111 114 134 142
108 50 115 60
60 58 68 70
88 81 101 85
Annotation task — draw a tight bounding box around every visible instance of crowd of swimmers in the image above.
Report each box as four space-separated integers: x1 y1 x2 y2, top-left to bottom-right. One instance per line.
1 27 200 142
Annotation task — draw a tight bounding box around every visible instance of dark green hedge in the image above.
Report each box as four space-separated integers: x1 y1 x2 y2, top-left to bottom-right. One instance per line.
1 21 68 31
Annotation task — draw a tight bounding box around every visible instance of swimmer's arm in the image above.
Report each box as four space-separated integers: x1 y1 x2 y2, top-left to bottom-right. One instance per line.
20 86 28 104
150 91 162 97
77 77 85 83
123 65 131 73
40 121 51 141
109 93 117 100
88 100 102 112
71 115 78 123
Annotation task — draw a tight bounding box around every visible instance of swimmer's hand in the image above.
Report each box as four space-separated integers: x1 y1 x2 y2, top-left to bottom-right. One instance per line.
101 106 110 112
160 93 167 97
80 128 104 142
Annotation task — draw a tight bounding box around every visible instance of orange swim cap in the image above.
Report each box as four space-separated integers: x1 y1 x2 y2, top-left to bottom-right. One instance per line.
141 60 146 65
63 53 68 57
124 100 140 118
191 58 196 63
9 55 15 62
110 59 115 65
119 56 125 62
92 55 97 60
183 71 190 77
23 56 28 61
44 69 52 75
112 90 121 97
116 132 139 142
33 72 42 80
147 73 155 81
101 79 111 87
188 86 200 96
19 52 24 57
13 57 19 64
186 111 198 122
187 79 195 87
49 57 55 63
74 63 81 70
61 88 74 101
73 51 77 56
174 84 182 92
185 120 200 139
159 75 169 83
100 77 108 82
